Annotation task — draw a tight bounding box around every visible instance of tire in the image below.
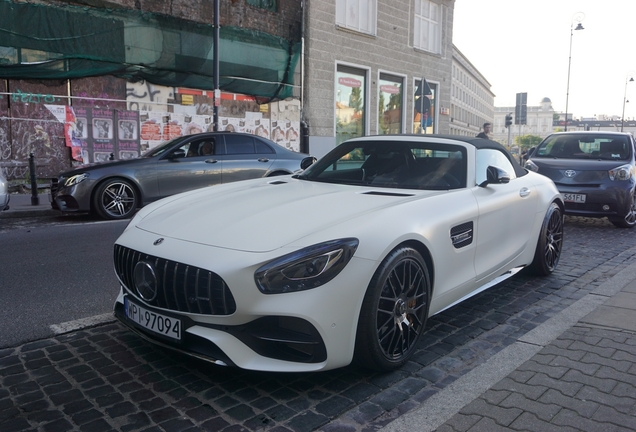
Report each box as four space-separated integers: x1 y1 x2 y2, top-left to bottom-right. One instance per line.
609 189 636 228
354 246 431 371
93 178 138 220
528 202 563 276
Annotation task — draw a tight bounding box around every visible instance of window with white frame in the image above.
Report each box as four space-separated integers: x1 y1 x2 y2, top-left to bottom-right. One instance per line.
336 0 377 35
414 0 441 53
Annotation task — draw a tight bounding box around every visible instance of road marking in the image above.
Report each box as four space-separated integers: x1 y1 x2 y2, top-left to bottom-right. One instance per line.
50 313 116 335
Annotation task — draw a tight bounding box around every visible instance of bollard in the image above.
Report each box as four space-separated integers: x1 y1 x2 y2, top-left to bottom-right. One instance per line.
29 152 39 205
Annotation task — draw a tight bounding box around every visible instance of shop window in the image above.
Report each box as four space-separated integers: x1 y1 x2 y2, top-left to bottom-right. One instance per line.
413 79 437 134
336 65 367 145
378 73 403 134
414 0 441 54
336 0 377 35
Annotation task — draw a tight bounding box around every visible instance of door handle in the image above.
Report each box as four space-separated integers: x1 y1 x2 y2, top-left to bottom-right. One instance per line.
205 159 218 164
258 158 270 163
519 187 531 197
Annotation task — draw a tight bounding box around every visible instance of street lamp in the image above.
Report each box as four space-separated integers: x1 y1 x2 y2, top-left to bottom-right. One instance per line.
564 12 585 132
621 72 634 132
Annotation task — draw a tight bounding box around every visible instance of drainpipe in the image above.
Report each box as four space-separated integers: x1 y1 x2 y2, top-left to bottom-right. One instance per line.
300 0 308 154
213 0 220 131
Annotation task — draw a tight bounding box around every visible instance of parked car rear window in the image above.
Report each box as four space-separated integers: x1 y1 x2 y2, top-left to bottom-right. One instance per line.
225 134 255 154
255 139 275 154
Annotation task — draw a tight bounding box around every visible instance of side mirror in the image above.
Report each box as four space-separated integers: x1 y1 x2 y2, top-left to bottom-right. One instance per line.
301 156 316 170
478 166 510 187
169 149 186 160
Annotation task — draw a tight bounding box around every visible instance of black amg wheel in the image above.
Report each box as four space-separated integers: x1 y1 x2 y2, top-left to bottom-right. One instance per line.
529 202 563 276
354 246 430 371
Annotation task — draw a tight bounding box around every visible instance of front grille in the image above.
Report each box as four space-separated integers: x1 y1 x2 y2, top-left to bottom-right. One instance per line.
114 244 236 315
50 178 59 196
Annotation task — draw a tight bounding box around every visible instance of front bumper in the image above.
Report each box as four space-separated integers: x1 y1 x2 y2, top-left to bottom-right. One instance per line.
112 230 376 372
50 178 93 212
556 181 634 218
114 289 333 372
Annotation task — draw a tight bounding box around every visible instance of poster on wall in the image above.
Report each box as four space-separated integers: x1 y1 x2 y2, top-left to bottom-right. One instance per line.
139 111 165 151
270 119 300 152
72 107 90 163
219 117 244 133
65 107 87 163
90 109 116 162
183 114 209 135
252 118 271 140
116 110 140 159
163 113 184 139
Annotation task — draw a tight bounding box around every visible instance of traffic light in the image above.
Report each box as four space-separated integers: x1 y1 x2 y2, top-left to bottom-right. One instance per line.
505 114 513 128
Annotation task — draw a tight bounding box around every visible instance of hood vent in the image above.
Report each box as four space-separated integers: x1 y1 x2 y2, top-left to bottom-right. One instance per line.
268 180 288 185
363 191 414 197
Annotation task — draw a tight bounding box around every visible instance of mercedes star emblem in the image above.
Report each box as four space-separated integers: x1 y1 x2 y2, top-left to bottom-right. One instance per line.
133 261 158 302
153 238 164 246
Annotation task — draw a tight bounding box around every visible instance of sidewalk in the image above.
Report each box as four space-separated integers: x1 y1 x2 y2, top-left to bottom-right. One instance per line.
0 192 57 218
382 260 636 432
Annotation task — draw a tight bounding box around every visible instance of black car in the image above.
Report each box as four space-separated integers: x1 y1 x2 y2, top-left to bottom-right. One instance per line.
51 132 315 220
525 131 636 228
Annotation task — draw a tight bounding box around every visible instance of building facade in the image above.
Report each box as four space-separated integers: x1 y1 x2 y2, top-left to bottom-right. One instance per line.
302 0 456 158
449 45 494 137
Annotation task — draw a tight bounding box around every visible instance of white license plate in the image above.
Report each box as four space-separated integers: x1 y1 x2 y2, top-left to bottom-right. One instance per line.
124 298 182 340
563 193 586 203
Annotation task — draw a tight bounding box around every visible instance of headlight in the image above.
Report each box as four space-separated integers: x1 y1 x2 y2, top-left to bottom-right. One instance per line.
255 238 359 294
524 160 539 172
609 164 633 181
63 173 89 187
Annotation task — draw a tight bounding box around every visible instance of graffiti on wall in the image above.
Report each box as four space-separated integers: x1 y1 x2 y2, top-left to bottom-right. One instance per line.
126 80 174 112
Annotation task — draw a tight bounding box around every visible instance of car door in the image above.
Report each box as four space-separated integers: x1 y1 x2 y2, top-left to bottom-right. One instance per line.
155 136 224 200
220 134 276 182
472 148 538 281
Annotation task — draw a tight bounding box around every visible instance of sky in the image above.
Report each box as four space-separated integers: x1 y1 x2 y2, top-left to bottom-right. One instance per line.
452 0 636 120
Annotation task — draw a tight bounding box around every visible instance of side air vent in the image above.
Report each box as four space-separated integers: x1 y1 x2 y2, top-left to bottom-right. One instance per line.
450 222 474 249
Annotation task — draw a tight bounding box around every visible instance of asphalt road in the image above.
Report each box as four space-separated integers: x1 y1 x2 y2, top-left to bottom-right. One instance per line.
0 216 128 348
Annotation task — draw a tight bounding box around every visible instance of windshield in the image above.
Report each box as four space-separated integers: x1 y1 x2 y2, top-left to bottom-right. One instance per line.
533 134 633 161
141 136 189 158
297 140 467 190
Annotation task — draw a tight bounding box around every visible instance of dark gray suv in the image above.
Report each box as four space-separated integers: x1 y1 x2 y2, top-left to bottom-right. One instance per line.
525 131 636 228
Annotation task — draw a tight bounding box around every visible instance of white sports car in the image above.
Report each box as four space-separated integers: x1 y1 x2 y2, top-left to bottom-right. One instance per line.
113 135 564 372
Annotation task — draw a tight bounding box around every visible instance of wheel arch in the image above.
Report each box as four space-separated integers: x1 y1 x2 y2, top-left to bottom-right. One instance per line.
395 239 435 294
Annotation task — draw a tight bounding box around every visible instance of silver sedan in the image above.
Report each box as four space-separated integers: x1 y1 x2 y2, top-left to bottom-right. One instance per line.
51 132 314 220
0 171 9 211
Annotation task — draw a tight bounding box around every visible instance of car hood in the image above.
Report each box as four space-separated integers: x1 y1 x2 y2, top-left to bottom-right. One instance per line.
58 157 148 176
530 157 629 170
131 178 430 252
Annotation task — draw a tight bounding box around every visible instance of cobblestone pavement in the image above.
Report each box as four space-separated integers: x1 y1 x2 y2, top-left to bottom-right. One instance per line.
2 216 636 432
436 326 636 432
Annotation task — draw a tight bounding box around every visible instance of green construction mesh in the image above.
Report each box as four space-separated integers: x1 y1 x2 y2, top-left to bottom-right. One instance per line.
0 0 300 101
